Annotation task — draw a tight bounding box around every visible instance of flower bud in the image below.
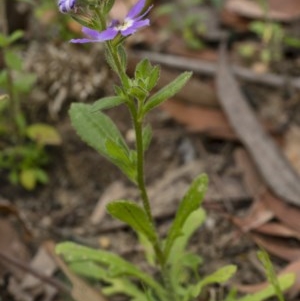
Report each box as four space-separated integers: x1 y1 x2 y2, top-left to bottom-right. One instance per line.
58 0 76 13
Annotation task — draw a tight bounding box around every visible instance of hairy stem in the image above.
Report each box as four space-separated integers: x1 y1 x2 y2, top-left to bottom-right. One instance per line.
102 19 176 299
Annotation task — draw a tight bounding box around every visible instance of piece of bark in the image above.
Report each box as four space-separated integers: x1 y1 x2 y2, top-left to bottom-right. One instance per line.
216 45 300 207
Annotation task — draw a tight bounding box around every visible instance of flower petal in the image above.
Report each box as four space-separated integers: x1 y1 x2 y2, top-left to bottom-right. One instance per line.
82 27 103 39
126 0 145 19
95 28 119 41
135 4 153 21
73 27 118 43
70 38 98 43
121 19 150 36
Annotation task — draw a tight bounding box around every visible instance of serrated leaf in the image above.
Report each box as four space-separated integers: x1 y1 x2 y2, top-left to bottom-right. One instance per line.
168 208 206 264
147 65 160 91
190 265 237 298
26 123 62 145
56 242 166 300
164 174 208 260
135 59 151 79
143 71 192 115
69 103 136 182
107 200 157 244
91 96 126 111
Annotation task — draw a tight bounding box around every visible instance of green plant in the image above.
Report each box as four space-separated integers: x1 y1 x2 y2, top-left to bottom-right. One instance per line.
55 0 294 300
237 0 300 66
0 0 61 190
155 0 206 50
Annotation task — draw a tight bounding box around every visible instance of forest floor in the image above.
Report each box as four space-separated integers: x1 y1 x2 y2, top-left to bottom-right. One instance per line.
2 0 300 300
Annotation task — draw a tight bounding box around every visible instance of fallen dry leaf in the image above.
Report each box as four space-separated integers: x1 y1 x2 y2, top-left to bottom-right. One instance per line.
216 44 300 207
233 200 274 232
261 192 300 233
161 99 236 140
0 219 31 279
225 0 300 21
252 234 300 262
255 222 300 240
21 246 57 301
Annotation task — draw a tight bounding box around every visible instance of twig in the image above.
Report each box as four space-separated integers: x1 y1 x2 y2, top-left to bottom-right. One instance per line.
0 251 70 295
131 50 300 90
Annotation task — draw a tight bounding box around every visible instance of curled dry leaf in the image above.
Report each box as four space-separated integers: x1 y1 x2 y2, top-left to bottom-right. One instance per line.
216 44 300 207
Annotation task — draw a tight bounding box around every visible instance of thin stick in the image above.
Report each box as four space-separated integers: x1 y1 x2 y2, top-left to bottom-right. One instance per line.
131 50 300 90
0 251 70 295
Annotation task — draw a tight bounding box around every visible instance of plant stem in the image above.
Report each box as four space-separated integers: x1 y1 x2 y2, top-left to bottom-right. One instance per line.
0 0 21 142
103 22 176 300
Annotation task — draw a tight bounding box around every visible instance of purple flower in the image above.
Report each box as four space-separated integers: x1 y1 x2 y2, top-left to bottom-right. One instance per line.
58 0 76 13
70 0 152 43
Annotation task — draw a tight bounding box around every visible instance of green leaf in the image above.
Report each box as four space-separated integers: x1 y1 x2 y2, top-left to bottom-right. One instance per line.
190 265 237 298
138 232 156 266
0 70 8 88
147 65 160 91
0 33 9 48
0 31 23 48
8 30 24 44
168 208 206 264
142 125 152 151
105 140 136 181
257 249 285 301
70 261 148 300
164 174 208 260
143 71 192 115
135 59 152 79
26 123 62 146
56 242 167 300
117 45 127 73
69 103 136 182
168 209 205 297
19 168 37 190
103 0 115 14
105 48 118 74
34 168 49 184
91 96 126 111
4 50 22 71
107 200 157 245
237 274 295 301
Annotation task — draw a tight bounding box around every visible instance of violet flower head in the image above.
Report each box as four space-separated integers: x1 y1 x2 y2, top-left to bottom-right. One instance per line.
71 0 153 43
58 0 76 13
